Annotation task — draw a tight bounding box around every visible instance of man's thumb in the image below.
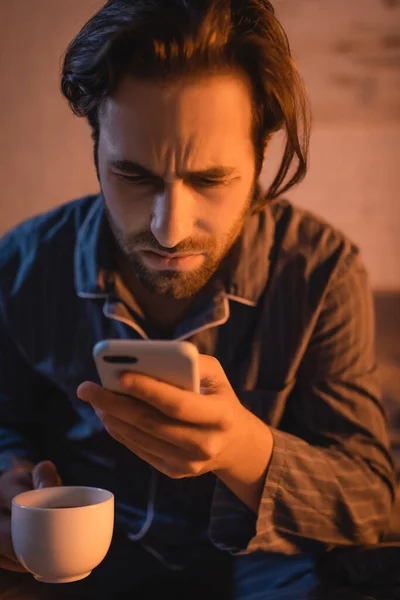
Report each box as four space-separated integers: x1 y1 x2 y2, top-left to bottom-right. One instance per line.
32 461 62 489
198 355 226 395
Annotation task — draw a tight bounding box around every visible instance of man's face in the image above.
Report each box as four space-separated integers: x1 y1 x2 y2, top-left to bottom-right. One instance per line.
97 71 257 299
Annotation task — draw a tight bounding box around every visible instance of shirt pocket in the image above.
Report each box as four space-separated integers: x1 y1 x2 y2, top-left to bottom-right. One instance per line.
236 380 296 428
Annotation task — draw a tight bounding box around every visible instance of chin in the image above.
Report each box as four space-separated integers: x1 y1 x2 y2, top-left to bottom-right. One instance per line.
136 259 221 299
137 273 203 299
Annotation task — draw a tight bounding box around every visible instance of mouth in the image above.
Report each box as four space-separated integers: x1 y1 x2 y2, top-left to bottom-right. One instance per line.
138 250 205 272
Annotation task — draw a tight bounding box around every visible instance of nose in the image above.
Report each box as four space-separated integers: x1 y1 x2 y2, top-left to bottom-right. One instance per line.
150 181 194 249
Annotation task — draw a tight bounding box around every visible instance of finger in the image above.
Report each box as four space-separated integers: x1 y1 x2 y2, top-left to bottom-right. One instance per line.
77 382 115 404
114 437 177 479
127 445 169 476
85 384 213 445
198 354 228 394
124 438 201 480
0 469 32 512
78 384 149 429
77 383 142 421
0 555 28 572
79 379 219 429
31 461 62 489
101 413 183 459
105 424 164 471
118 373 223 425
104 404 214 460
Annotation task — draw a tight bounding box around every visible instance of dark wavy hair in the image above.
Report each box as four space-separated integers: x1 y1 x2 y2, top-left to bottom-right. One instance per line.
61 0 312 213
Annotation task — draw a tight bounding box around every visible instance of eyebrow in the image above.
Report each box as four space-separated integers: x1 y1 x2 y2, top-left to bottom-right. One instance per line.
109 159 240 180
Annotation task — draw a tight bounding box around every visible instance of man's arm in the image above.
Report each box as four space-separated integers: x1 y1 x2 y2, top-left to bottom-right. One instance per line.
209 251 396 555
0 300 45 472
213 412 273 514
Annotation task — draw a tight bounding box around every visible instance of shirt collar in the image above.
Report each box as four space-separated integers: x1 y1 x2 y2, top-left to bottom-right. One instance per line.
223 202 274 306
74 195 116 298
74 193 274 306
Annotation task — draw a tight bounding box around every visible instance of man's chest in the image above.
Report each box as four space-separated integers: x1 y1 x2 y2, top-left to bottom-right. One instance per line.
10 285 312 425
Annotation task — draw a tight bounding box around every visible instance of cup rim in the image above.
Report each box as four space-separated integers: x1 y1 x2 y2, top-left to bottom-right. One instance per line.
12 486 114 511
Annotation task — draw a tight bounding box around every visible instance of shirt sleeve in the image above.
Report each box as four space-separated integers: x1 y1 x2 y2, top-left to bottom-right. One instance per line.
208 251 396 555
0 299 48 472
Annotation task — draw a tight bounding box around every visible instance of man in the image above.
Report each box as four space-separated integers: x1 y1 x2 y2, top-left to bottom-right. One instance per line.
0 1 396 598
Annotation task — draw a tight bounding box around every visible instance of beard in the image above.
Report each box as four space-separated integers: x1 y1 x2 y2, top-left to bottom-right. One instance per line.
103 194 253 300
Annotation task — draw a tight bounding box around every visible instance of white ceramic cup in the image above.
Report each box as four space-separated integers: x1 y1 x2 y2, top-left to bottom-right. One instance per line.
11 486 114 584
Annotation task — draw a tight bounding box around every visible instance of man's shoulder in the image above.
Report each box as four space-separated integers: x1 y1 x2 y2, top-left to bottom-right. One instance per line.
269 199 361 282
0 194 100 290
0 194 99 262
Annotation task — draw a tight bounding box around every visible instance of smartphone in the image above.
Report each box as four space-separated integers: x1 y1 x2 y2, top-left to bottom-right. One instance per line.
93 339 200 394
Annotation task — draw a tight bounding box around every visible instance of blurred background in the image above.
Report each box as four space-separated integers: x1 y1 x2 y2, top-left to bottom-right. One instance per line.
0 1 399 438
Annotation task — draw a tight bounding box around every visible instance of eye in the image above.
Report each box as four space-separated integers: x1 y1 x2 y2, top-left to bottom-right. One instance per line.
190 177 226 188
117 174 153 185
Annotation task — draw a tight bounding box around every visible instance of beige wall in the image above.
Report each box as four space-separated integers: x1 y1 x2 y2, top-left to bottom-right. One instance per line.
0 1 101 230
1 0 399 289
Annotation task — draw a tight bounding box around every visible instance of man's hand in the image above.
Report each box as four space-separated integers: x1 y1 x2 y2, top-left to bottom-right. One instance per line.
0 461 62 572
77 354 256 480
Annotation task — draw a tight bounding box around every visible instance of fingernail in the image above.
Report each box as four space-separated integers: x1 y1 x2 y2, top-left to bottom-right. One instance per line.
77 382 94 401
94 407 105 420
77 388 87 401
